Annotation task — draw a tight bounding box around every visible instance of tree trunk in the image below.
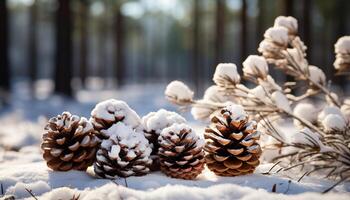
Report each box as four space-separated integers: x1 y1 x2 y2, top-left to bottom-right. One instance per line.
79 0 88 88
115 5 125 87
257 0 266 44
302 0 311 58
215 0 225 64
281 0 294 16
240 0 247 62
54 0 73 96
0 0 10 101
192 0 200 93
28 0 38 94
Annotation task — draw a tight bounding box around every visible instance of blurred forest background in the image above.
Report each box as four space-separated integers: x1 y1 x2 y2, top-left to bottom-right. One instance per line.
0 0 350 104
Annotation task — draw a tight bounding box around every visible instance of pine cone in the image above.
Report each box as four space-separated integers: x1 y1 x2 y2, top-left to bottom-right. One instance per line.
142 109 186 171
158 123 205 180
94 122 152 178
204 105 261 176
41 112 99 171
90 99 141 140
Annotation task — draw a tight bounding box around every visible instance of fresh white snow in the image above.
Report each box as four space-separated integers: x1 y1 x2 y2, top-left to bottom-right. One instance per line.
0 81 349 199
165 81 194 102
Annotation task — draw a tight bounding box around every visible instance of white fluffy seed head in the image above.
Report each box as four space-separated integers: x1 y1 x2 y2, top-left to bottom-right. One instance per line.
318 105 343 122
213 63 241 87
308 65 326 86
271 91 291 112
322 114 347 132
242 55 269 79
165 81 194 103
264 26 289 46
335 36 350 54
274 16 298 36
293 103 318 127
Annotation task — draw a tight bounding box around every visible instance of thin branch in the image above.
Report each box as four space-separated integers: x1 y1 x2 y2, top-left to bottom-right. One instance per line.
25 188 38 200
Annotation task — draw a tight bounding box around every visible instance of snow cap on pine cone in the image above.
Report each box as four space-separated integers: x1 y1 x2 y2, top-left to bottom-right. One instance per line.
158 123 205 179
242 55 269 80
293 102 318 127
165 81 194 104
90 99 141 135
308 65 326 86
213 63 241 87
274 16 298 37
322 114 348 132
95 122 152 178
142 109 186 171
142 109 186 134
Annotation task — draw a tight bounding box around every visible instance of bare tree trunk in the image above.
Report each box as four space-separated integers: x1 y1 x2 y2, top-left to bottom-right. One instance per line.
192 0 200 93
79 0 88 88
54 0 73 96
281 0 294 16
215 0 225 64
0 0 10 103
240 0 247 62
115 4 125 87
302 0 311 58
257 0 266 43
97 14 107 85
28 0 38 94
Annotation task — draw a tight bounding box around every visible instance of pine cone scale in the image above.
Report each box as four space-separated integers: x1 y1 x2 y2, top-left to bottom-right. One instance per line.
41 112 98 171
158 123 205 179
204 105 262 176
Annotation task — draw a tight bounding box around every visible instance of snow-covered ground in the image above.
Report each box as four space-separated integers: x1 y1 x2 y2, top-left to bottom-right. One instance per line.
0 80 349 199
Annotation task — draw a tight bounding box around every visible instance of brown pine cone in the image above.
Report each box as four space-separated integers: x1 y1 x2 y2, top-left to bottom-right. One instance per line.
204 104 261 176
158 123 205 180
94 122 152 179
90 99 141 140
41 112 99 171
142 109 186 171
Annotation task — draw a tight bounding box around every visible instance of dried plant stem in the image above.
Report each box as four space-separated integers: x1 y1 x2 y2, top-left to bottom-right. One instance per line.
284 51 340 107
284 110 325 136
306 76 341 107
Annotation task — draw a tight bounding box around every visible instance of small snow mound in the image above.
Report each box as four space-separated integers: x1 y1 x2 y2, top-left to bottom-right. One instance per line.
213 63 241 86
318 105 343 122
142 109 186 134
274 16 298 35
242 55 269 79
90 99 141 129
293 103 318 125
322 114 347 132
165 81 194 102
271 91 291 112
264 26 289 46
222 104 247 121
335 36 350 54
308 66 326 86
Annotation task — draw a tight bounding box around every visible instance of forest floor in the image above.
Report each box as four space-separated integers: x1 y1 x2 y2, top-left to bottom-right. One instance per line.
0 80 349 199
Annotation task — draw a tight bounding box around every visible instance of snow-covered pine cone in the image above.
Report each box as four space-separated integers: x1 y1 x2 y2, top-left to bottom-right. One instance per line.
204 105 261 176
142 109 186 171
90 99 141 140
94 122 152 178
41 112 99 171
158 123 205 180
